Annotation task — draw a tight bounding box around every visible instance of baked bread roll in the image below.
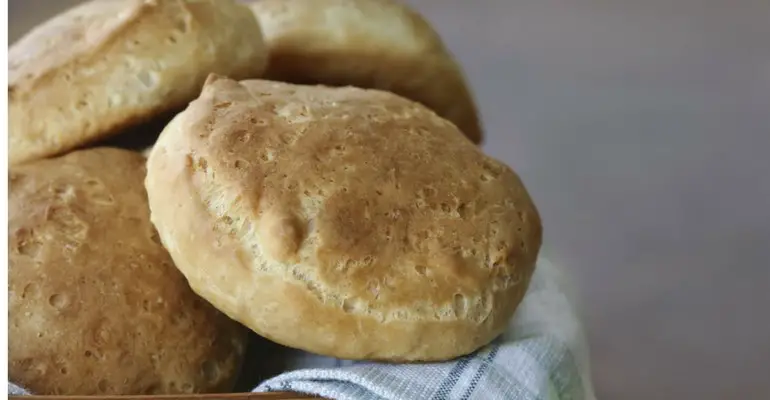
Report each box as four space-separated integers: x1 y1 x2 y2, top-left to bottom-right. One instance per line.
8 148 248 395
9 0 268 166
145 76 541 361
248 0 483 144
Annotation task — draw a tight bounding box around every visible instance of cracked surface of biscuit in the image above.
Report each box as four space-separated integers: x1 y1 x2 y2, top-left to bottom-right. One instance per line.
9 0 268 165
146 76 540 361
9 148 247 395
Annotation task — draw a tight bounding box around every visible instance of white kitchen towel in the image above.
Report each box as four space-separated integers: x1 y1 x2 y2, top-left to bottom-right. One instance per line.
8 383 28 396
8 257 596 400
253 257 597 400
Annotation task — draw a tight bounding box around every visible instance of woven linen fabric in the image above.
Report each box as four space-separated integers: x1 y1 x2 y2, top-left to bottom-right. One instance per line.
252 257 597 400
7 257 596 400
8 383 28 395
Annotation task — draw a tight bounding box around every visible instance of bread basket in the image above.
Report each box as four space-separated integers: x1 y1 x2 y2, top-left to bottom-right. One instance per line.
7 2 530 399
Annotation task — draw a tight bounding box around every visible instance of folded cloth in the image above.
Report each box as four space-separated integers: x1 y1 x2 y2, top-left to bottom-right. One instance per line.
8 258 596 400
8 383 28 396
253 257 597 400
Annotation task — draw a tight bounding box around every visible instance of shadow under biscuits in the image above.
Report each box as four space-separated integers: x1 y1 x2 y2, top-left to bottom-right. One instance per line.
233 333 302 391
87 109 182 154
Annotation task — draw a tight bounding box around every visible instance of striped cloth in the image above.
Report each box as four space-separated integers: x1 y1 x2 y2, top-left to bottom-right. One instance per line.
8 257 596 400
253 257 597 400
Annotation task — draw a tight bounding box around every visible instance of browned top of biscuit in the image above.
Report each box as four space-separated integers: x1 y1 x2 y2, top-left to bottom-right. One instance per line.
10 0 140 90
146 76 540 360
8 148 247 395
9 0 267 165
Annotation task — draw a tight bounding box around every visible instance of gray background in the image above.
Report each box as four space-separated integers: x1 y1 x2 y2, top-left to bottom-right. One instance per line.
9 0 770 399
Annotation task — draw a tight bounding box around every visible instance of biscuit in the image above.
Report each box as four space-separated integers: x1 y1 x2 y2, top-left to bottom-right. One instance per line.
249 0 483 144
9 0 268 165
8 148 248 395
145 76 541 361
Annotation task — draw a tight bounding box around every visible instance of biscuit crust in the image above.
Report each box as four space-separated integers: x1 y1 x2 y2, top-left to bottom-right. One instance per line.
9 148 248 395
146 77 540 361
9 0 268 165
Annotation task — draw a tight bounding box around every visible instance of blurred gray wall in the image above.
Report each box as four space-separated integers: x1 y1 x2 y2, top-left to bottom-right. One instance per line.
10 1 770 399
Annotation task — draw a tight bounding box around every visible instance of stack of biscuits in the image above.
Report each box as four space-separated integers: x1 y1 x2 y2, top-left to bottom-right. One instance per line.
8 0 542 395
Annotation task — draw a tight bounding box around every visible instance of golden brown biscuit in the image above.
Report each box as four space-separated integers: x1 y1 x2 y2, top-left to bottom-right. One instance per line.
8 148 248 395
248 0 483 144
9 0 268 166
145 76 541 361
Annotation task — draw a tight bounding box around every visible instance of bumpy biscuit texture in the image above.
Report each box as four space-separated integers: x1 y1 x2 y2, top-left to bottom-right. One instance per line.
8 148 248 395
249 0 483 144
9 0 268 165
146 76 541 361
